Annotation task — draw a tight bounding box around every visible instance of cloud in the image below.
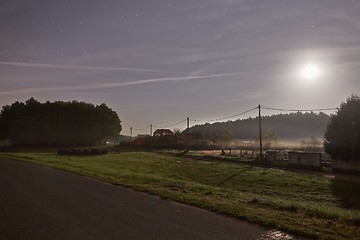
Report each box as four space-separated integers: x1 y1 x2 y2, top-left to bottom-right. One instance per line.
0 61 182 74
0 71 260 96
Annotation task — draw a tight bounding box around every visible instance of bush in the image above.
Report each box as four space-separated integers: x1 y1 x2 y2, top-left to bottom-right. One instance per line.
57 147 108 156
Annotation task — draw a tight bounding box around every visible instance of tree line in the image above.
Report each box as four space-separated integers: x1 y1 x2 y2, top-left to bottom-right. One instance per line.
189 112 330 140
0 98 121 147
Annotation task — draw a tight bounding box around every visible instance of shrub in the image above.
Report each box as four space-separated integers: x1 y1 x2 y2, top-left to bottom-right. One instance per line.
57 147 108 156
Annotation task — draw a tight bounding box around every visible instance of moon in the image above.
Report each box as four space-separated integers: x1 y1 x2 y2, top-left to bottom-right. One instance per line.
299 64 321 80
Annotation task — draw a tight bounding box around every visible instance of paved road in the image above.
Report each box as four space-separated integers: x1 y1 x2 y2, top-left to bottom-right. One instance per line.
0 158 305 240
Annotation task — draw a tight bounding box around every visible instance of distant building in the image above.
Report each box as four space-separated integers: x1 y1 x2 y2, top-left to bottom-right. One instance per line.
265 150 323 167
288 151 322 167
265 150 279 161
153 129 174 137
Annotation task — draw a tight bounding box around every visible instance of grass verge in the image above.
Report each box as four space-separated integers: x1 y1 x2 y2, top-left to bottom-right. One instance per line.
1 151 359 240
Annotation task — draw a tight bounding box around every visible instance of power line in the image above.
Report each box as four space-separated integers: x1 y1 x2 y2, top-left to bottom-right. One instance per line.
130 104 338 135
132 118 187 134
153 119 187 128
261 105 338 112
133 125 150 131
191 106 258 123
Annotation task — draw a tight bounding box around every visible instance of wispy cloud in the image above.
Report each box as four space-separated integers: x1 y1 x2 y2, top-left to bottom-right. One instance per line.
0 71 260 96
0 61 183 74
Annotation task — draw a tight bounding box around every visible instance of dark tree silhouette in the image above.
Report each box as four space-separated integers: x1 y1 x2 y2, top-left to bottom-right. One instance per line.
0 98 122 147
324 95 360 163
190 112 330 140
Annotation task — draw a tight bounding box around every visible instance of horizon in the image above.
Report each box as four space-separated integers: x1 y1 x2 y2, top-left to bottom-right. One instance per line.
0 97 335 137
1 1 359 135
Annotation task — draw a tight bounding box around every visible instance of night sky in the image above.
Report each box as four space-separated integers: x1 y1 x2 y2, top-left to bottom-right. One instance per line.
1 0 360 135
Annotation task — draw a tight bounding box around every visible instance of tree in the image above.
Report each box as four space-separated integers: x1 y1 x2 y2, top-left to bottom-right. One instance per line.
255 129 277 150
173 128 182 136
189 112 330 140
324 95 360 164
0 99 122 147
301 136 321 152
263 129 277 150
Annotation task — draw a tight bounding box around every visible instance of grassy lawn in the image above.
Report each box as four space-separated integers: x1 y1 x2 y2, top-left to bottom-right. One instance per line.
1 151 359 240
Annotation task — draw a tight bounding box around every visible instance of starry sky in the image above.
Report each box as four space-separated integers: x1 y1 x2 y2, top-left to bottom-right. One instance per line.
1 0 360 135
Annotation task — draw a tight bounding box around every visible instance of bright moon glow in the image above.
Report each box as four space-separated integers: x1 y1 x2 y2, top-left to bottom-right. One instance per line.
299 64 321 80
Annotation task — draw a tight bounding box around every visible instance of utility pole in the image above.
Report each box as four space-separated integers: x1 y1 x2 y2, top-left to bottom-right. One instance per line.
258 104 263 160
186 117 190 150
150 124 152 136
130 127 133 138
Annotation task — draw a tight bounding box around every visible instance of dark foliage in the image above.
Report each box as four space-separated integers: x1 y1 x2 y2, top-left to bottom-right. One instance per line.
324 95 360 162
132 134 187 149
189 112 330 140
57 147 108 155
0 98 122 147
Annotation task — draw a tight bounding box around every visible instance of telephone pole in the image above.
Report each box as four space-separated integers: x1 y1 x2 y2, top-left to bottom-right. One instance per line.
150 124 153 136
130 127 133 138
186 117 190 150
258 104 263 160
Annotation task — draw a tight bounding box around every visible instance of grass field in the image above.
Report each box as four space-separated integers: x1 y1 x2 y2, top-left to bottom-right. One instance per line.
1 151 359 240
